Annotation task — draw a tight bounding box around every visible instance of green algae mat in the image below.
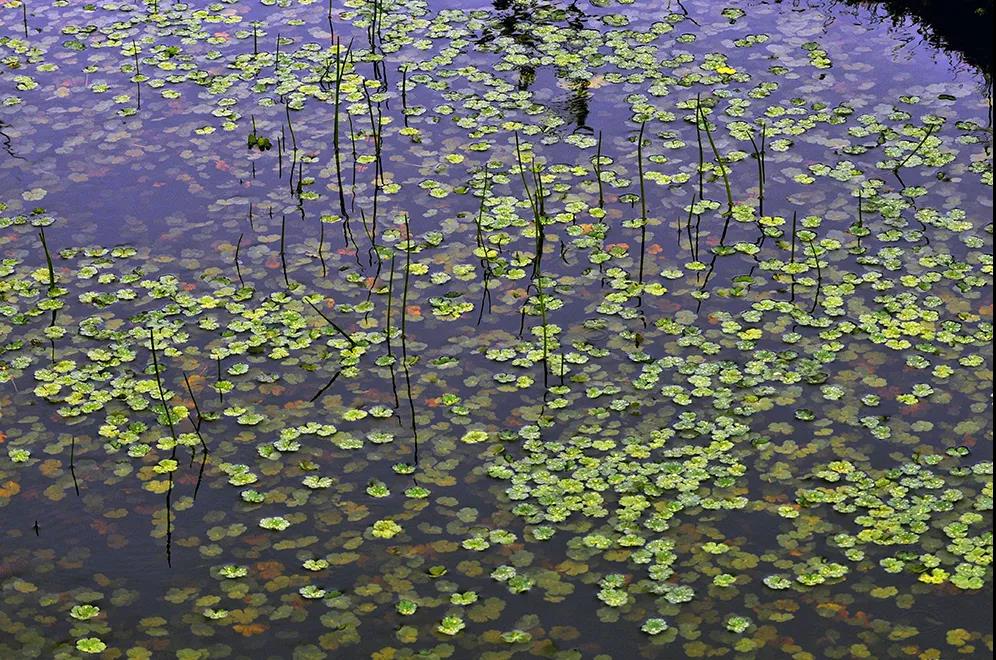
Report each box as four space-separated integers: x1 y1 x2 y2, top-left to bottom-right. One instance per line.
0 0 992 657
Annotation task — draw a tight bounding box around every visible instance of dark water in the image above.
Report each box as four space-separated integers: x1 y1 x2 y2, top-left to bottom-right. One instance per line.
1 0 992 658
854 0 993 71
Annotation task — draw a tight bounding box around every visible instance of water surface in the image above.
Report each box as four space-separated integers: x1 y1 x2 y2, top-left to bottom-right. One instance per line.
0 0 992 658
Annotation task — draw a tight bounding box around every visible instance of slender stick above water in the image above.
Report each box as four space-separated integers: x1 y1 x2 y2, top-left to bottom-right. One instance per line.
274 32 281 75
38 226 56 292
305 299 357 345
332 39 353 218
513 132 538 221
182 371 204 433
132 40 141 110
636 119 648 285
685 192 697 262
149 326 179 447
698 96 735 245
234 232 245 286
385 252 400 408
69 435 80 496
789 210 798 303
216 355 223 403
747 121 766 220
400 64 409 127
180 371 209 451
310 368 342 402
807 236 822 315
399 213 419 464
279 214 290 288
285 101 298 193
594 130 605 209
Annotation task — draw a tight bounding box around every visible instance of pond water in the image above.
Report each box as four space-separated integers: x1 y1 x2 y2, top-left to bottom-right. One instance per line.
0 0 992 658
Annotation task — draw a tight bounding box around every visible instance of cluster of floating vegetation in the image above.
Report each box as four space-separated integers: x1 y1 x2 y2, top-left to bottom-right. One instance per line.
0 0 992 657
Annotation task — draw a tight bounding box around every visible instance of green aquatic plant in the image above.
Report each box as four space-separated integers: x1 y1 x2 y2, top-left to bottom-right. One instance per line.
396 599 418 616
258 516 292 531
76 638 107 654
371 519 402 539
725 615 752 634
69 604 100 621
641 618 669 635
437 615 465 636
247 117 273 152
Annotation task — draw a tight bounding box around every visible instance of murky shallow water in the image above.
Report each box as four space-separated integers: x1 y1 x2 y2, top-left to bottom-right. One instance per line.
1 0 992 658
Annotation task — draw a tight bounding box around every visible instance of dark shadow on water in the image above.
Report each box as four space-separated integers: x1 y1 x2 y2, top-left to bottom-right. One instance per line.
842 0 992 72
